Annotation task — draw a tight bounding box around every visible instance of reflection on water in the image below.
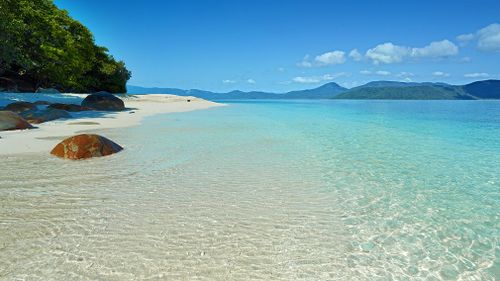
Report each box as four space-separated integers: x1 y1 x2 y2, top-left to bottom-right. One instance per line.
1 100 499 280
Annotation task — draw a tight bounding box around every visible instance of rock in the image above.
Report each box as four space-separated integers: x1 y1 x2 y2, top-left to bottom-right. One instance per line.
4 101 36 113
81 93 125 111
20 108 71 124
0 77 19 92
48 103 91 112
0 77 36 92
36 87 60 93
50 134 123 160
0 111 34 131
34 100 52 105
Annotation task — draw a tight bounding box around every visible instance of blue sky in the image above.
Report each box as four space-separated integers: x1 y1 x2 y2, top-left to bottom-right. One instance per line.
54 0 500 92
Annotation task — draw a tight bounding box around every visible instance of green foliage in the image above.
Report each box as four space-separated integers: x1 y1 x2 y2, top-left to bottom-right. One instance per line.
0 0 131 93
334 85 476 100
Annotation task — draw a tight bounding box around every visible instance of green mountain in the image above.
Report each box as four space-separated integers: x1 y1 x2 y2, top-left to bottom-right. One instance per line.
281 82 347 98
129 80 500 100
0 0 131 93
127 82 347 99
334 85 472 100
351 80 450 89
462 80 500 99
334 80 500 100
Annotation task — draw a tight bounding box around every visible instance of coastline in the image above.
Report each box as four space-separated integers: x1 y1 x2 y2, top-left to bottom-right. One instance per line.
0 94 223 155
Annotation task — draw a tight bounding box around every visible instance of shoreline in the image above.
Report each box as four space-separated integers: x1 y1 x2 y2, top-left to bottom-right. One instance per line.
0 94 223 155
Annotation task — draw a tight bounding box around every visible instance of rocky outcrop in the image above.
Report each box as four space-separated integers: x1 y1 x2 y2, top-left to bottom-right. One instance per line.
35 87 60 93
48 103 91 112
50 134 123 159
81 93 125 111
4 101 36 113
0 111 34 131
34 100 52 105
20 108 71 124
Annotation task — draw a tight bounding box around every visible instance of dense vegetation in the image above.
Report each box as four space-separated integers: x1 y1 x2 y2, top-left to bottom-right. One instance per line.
0 0 131 93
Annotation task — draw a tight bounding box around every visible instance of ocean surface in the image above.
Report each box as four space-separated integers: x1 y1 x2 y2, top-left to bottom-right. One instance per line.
1 98 499 280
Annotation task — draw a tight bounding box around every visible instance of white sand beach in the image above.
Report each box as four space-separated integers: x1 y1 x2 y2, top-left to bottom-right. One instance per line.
0 94 223 155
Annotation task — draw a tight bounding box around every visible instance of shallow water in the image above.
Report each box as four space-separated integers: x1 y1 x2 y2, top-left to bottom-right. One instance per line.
1 99 499 280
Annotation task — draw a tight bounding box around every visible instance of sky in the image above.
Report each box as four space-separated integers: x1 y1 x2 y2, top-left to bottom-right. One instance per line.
54 0 500 92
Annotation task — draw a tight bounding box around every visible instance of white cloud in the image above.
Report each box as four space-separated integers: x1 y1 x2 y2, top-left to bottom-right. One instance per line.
410 40 458 58
314 51 346 65
277 67 285 72
298 55 313 67
457 33 475 42
324 72 349 79
349 49 363 61
360 70 392 76
292 73 347 84
464 72 489 78
365 42 409 64
456 23 500 52
365 40 459 64
222 79 236 84
293 76 322 84
340 81 362 88
375 70 391 76
477 23 500 52
397 72 414 78
247 79 256 84
432 71 450 77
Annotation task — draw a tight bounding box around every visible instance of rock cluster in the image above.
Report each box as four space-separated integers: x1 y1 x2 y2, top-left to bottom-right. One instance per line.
1 93 126 130
2 93 126 159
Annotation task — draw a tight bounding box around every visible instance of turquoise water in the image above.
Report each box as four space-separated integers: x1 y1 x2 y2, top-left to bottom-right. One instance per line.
1 99 499 280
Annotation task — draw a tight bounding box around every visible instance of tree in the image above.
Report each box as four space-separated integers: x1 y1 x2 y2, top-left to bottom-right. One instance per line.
0 0 131 93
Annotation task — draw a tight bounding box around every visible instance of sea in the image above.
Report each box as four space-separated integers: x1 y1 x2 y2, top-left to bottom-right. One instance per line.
1 96 499 280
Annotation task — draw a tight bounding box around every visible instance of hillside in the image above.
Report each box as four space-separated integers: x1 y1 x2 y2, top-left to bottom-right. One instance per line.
462 80 500 99
0 0 131 93
283 82 346 98
127 82 346 99
335 80 500 100
334 85 473 100
351 81 451 89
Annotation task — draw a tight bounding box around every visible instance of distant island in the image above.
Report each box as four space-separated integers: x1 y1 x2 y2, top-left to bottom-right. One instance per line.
0 0 131 93
128 79 500 100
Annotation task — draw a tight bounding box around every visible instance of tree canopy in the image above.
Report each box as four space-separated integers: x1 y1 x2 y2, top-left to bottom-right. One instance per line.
0 0 131 93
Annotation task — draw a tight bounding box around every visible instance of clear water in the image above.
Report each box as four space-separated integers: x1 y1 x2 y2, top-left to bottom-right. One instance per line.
1 99 499 280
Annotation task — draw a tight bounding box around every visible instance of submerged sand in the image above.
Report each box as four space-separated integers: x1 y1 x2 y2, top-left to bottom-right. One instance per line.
0 94 222 155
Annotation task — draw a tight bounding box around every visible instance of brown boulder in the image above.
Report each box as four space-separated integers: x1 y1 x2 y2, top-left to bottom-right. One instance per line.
50 134 123 160
0 111 34 131
5 101 36 113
